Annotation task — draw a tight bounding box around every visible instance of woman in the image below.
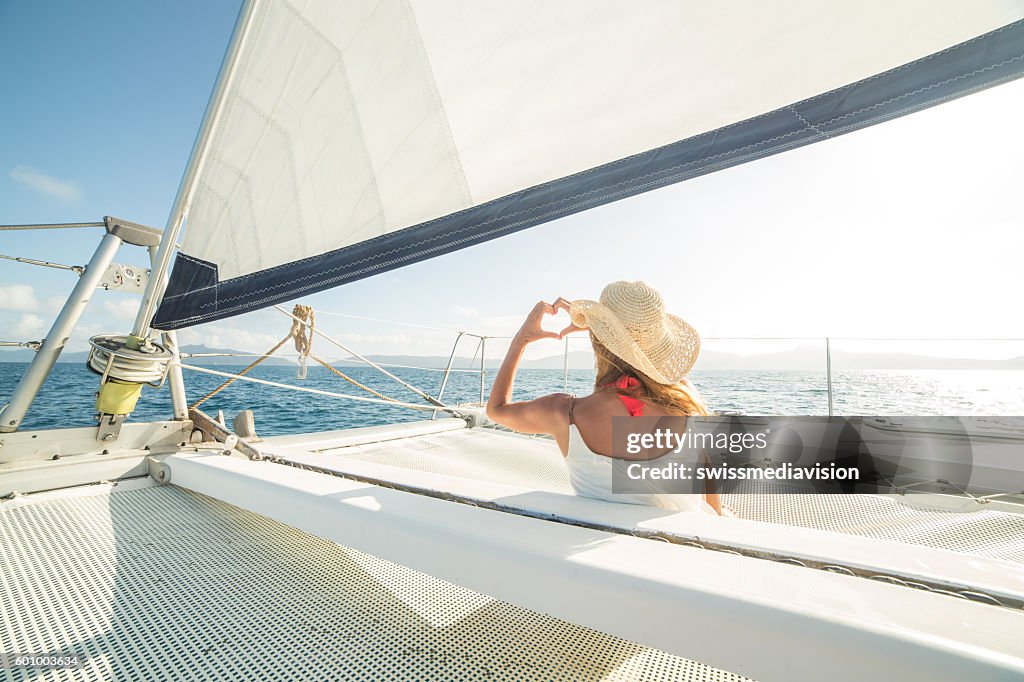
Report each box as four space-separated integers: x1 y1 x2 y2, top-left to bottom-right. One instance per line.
486 280 728 516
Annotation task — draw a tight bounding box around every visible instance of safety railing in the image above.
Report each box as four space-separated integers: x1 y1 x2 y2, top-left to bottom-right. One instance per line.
465 333 1024 419
556 334 839 416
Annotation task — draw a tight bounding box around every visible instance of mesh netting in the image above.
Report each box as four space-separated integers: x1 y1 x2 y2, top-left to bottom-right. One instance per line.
328 428 575 493
304 427 1024 563
725 485 1024 563
0 484 748 682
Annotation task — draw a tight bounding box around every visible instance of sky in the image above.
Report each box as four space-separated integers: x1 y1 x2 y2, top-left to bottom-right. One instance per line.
2 1 1023 370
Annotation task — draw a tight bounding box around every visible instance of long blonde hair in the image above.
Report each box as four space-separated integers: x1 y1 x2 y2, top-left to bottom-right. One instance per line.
591 334 709 416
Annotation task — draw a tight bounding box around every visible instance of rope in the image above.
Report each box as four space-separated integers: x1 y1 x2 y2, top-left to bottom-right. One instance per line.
190 304 403 409
309 355 399 403
291 304 314 358
189 333 292 409
293 304 400 403
273 304 448 408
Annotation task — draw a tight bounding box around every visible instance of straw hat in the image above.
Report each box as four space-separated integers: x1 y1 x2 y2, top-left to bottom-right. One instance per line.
569 281 700 384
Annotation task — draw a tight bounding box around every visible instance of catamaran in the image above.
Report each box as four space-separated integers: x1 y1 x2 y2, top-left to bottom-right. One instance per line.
3 2 1024 680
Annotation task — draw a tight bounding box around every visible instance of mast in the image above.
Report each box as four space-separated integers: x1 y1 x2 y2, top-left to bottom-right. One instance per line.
129 0 261 339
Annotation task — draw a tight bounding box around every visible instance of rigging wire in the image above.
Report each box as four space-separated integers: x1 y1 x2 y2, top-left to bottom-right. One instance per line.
178 362 456 414
1 340 41 349
274 305 446 407
0 221 105 231
190 304 425 410
189 333 294 409
309 312 1024 343
337 358 480 373
311 308 512 339
314 309 457 332
0 253 84 273
180 351 479 372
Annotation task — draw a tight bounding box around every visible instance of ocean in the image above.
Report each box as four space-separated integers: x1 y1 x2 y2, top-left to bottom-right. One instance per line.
3 363 1023 436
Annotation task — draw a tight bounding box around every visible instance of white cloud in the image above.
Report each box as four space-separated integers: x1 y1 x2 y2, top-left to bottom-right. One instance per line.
337 332 413 346
0 284 39 311
179 325 284 354
103 298 141 320
467 313 547 338
9 313 45 338
45 296 66 314
9 166 82 202
450 304 479 317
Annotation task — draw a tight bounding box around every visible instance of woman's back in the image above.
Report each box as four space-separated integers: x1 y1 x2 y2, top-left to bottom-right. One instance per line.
566 389 672 457
564 390 718 515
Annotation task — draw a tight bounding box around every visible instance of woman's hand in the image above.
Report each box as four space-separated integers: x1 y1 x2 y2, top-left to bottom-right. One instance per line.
513 300 564 344
553 297 586 339
513 298 587 343
488 297 582 442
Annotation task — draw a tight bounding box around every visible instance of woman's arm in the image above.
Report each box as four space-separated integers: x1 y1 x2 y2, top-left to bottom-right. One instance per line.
486 299 574 435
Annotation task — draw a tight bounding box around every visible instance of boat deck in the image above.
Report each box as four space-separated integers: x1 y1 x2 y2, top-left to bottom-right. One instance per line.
266 422 1024 563
0 480 747 682
4 421 1024 680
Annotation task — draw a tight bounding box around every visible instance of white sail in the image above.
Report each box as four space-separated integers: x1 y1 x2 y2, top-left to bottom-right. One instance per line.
152 0 1024 329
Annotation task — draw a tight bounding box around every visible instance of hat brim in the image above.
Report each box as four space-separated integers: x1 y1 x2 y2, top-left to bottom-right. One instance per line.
570 299 700 384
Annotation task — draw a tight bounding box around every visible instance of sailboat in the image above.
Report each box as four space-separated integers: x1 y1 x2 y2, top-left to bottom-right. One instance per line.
3 2 1024 680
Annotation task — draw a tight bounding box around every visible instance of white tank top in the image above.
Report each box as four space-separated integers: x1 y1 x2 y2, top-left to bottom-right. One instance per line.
565 423 717 515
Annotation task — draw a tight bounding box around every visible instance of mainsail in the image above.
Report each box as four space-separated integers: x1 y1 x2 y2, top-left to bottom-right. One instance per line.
151 0 1024 330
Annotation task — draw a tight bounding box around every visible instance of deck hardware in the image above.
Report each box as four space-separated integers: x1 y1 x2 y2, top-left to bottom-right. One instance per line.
221 434 239 455
778 558 808 567
98 262 150 293
147 455 171 484
103 216 163 248
96 414 126 442
959 591 1003 606
189 407 265 460
0 340 41 351
233 410 259 440
821 565 856 576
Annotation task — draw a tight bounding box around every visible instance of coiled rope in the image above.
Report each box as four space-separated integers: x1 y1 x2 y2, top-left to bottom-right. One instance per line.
87 335 172 386
190 304 401 409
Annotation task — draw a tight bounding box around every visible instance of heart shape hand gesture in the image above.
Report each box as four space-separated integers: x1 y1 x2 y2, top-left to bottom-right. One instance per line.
513 298 587 345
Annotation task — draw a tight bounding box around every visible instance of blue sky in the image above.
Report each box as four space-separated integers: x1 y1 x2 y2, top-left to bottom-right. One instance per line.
2 1 1023 367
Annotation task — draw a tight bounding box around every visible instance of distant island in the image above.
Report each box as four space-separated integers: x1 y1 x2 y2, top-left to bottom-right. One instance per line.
327 348 1024 371
0 344 297 367
2 343 1021 371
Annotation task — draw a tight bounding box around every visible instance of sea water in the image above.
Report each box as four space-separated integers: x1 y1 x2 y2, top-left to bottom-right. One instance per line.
2 364 1022 436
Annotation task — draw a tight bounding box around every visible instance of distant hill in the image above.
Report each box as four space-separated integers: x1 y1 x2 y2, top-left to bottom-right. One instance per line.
3 343 1021 371
177 344 296 367
335 348 1024 371
695 346 1024 371
0 343 295 366
329 351 594 370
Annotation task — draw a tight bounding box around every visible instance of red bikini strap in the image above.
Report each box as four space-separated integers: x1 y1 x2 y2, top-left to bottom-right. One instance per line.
606 375 645 416
616 393 645 417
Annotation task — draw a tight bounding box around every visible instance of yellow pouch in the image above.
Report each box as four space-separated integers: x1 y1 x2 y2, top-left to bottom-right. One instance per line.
96 379 143 414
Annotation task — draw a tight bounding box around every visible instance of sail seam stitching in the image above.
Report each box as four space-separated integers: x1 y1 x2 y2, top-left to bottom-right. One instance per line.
155 19 1024 325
